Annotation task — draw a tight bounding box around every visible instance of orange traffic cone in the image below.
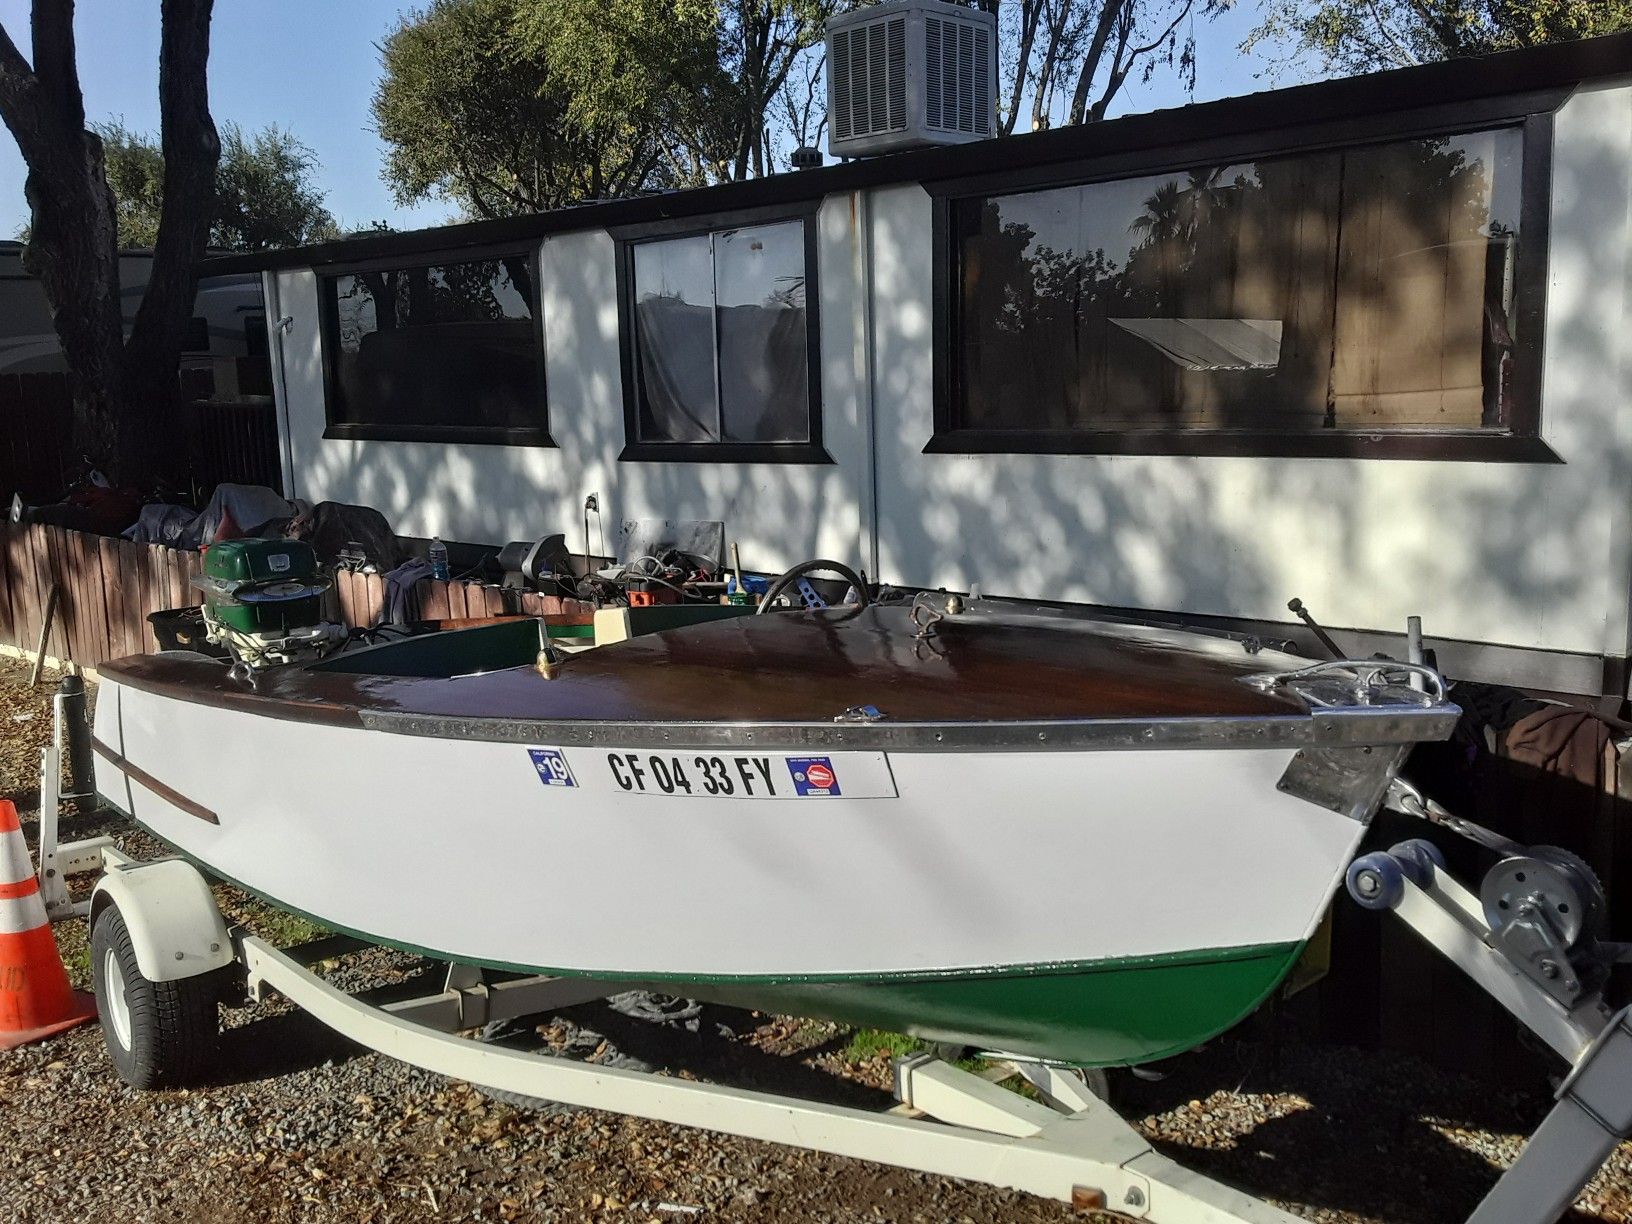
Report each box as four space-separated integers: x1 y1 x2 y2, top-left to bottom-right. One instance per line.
0 799 95 1050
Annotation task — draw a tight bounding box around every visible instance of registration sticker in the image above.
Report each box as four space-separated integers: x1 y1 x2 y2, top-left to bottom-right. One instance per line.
528 747 578 788
787 756 841 797
527 748 895 800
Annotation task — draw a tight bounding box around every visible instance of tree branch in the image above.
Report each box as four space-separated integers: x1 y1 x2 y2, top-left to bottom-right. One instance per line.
1366 0 1427 64
1068 0 1126 125
0 18 48 164
1001 0 1042 135
1089 6 1137 120
1030 0 1071 131
30 0 83 130
0 17 35 91
1125 0 1196 59
126 0 218 387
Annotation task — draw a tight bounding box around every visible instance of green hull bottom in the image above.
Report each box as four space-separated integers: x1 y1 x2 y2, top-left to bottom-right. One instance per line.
683 943 1304 1068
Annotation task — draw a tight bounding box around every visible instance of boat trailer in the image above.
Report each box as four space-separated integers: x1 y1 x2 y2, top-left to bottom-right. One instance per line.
34 739 1632 1223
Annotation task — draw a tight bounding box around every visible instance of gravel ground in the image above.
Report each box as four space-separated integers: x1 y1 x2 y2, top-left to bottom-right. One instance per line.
2 655 1629 1223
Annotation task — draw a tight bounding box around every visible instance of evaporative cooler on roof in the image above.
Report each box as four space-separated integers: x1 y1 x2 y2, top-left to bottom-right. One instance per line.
825 0 996 158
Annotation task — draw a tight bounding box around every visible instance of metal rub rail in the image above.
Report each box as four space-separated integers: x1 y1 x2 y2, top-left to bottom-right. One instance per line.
357 705 1461 754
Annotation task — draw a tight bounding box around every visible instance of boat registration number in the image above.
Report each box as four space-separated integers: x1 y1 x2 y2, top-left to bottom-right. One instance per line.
526 747 897 800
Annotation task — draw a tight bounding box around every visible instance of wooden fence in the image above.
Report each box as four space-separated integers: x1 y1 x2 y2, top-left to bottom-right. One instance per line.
0 364 282 505
0 521 585 669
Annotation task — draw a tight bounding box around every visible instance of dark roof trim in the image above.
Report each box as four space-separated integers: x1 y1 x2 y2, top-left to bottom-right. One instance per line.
201 31 1632 277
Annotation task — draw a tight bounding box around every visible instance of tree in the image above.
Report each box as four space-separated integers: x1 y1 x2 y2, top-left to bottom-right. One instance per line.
213 124 337 250
0 0 219 487
713 1 842 178
97 120 165 247
386 0 845 201
517 0 841 186
1247 0 1632 75
514 0 735 189
997 0 1221 133
378 0 1222 217
374 0 695 218
100 120 336 251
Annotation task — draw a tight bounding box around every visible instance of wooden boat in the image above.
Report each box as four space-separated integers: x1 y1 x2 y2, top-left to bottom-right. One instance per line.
91 599 1458 1066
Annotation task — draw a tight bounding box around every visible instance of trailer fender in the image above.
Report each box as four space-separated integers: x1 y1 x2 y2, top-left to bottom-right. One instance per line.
89 860 232 983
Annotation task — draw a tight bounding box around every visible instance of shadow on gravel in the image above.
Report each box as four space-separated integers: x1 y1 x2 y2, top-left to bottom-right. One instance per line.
476 997 894 1116
1151 1110 1601 1224
564 1000 892 1111
211 1009 366 1087
1115 1036 1592 1224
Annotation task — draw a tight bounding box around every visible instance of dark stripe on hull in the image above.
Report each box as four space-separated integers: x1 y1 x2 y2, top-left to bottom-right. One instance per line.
92 736 220 825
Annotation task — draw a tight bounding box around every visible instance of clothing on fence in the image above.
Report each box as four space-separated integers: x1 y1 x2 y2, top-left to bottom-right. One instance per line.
123 504 199 546
291 502 401 572
379 558 434 626
175 483 296 550
1414 681 1631 937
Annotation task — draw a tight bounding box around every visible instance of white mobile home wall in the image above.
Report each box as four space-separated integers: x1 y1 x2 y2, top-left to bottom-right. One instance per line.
264 76 1632 693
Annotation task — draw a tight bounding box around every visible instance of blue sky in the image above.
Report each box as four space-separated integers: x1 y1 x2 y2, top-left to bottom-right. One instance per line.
0 1 1304 243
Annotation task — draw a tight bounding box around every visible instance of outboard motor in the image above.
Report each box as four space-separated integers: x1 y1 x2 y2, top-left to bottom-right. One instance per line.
193 539 346 668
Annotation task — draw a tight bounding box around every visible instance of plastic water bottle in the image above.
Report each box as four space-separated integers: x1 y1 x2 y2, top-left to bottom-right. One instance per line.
429 537 450 581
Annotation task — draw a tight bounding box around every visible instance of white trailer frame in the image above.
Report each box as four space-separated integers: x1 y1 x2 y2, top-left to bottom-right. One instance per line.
235 928 1299 1222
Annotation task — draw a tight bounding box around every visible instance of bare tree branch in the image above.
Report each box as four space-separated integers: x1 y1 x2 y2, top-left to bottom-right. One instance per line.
0 17 35 93
1068 0 1127 125
1001 0 1043 134
1125 0 1195 59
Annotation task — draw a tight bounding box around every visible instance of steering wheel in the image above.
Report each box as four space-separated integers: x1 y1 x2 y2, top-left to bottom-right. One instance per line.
756 558 872 614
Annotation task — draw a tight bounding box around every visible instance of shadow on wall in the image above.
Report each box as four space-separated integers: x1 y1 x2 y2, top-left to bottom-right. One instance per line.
873 95 1629 656
288 96 1627 657
1455 103 1630 659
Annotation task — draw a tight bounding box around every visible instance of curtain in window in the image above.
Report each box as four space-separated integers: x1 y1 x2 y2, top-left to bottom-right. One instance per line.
632 219 810 445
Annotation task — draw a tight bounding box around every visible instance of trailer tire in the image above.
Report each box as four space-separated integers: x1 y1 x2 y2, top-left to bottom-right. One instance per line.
91 902 220 1089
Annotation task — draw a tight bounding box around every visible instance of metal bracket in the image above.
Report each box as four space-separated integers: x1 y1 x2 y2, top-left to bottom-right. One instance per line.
1467 1006 1632 1224
1277 743 1409 822
1488 897 1587 1006
35 744 114 922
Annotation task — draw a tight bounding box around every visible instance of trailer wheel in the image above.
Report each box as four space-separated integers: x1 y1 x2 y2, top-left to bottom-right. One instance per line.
91 902 220 1088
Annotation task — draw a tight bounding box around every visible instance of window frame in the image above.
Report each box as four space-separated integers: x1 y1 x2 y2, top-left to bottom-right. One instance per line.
318 243 554 447
928 93 1565 462
612 200 831 465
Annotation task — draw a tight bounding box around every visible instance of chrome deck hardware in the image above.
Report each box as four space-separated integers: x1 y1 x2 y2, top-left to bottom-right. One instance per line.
1243 658 1447 708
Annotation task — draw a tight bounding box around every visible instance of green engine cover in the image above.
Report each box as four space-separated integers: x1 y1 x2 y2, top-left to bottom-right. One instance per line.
201 538 328 635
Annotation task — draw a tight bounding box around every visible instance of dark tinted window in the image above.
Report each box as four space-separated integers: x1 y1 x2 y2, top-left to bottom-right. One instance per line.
951 127 1524 437
629 219 812 445
322 252 543 437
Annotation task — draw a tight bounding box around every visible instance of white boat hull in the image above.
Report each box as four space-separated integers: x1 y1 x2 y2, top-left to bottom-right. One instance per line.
95 679 1364 980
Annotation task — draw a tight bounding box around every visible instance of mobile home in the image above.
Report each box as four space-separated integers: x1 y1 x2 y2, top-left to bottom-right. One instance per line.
203 33 1632 700
0 241 264 374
